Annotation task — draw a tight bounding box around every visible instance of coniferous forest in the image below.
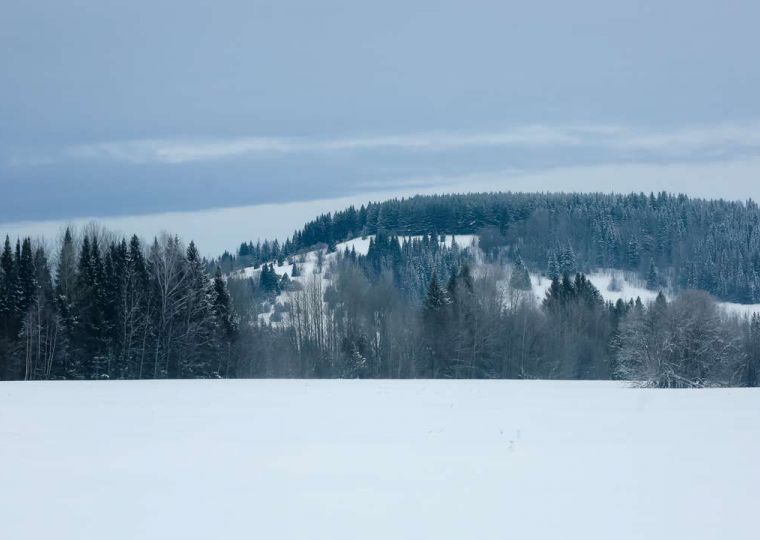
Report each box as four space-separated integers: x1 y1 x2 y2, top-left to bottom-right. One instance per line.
221 192 760 304
2 191 760 387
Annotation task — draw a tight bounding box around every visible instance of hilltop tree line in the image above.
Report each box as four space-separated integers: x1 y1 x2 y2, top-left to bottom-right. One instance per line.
219 192 760 304
0 229 237 380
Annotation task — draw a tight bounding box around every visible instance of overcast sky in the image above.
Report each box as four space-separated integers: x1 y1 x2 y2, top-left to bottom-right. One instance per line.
3 0 760 229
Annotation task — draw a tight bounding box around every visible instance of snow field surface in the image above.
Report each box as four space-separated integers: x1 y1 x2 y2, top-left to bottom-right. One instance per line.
0 380 757 539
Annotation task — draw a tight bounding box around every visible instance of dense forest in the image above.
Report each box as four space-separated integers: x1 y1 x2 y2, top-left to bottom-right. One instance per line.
226 233 757 387
219 192 760 304
0 229 237 381
2 191 760 386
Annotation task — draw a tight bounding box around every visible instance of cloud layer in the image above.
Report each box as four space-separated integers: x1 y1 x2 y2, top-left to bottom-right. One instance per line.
19 122 760 165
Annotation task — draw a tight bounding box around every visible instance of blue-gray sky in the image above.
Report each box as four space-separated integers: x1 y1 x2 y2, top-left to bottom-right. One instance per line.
3 0 760 224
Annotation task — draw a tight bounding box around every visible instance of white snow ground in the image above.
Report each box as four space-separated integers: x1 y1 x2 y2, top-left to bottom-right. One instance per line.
0 380 758 540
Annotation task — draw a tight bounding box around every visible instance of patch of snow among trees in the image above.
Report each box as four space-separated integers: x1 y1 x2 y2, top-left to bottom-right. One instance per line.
530 270 661 305
531 270 760 317
0 379 757 540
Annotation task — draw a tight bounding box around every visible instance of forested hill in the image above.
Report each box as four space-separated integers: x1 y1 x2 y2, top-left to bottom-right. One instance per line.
227 192 760 304
3 191 760 385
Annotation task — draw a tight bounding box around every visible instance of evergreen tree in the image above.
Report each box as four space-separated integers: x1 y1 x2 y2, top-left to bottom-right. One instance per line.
71 236 109 378
180 241 216 377
259 263 281 296
646 259 660 291
0 236 16 341
422 273 451 377
547 251 560 281
212 267 238 377
509 256 532 291
558 244 577 276
627 237 641 269
446 268 459 302
53 228 78 377
17 238 37 316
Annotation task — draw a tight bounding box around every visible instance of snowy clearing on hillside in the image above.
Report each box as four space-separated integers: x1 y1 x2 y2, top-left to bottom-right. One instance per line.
529 270 661 305
0 380 757 540
529 270 760 317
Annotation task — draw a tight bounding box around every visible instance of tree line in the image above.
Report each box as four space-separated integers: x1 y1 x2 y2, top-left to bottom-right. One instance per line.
228 233 759 387
3 191 760 386
219 192 760 304
0 228 236 380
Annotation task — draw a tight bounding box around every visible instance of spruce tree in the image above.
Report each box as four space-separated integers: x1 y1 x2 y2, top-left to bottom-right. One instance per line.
422 273 451 377
446 268 459 303
181 241 216 377
627 237 641 269
558 244 577 276
90 237 109 377
52 229 78 377
212 267 237 377
547 251 560 281
73 236 109 378
646 259 660 291
654 291 668 313
509 256 532 291
0 236 16 340
17 238 37 315
259 263 280 296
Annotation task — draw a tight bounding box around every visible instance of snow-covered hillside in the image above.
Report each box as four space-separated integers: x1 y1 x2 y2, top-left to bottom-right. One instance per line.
237 234 478 280
1 380 757 540
235 233 760 322
234 235 478 325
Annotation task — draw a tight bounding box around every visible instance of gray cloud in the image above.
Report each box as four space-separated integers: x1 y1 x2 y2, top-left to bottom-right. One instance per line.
36 123 760 165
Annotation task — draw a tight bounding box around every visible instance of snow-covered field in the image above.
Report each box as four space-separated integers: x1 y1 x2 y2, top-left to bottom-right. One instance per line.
0 380 757 539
